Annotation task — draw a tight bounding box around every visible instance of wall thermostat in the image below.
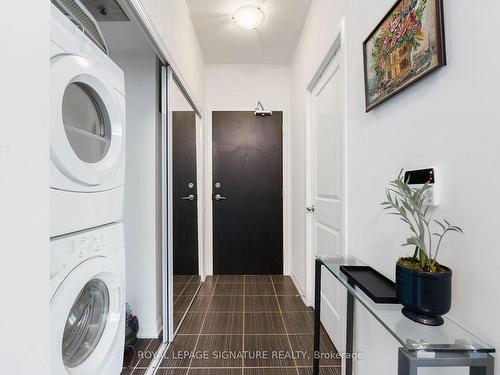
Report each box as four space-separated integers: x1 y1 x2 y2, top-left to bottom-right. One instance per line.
404 167 441 207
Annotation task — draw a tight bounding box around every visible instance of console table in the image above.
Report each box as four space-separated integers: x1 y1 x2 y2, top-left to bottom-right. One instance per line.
313 256 495 375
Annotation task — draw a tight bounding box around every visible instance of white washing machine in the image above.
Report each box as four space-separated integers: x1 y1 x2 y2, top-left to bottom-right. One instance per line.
50 3 126 237
50 223 125 375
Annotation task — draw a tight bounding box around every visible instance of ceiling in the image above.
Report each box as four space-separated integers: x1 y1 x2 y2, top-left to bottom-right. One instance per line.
185 0 313 65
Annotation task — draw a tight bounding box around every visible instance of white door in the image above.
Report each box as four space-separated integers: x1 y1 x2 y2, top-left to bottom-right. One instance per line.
308 38 346 352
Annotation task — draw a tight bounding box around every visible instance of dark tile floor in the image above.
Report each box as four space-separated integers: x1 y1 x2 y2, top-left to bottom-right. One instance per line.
121 275 340 375
174 276 202 332
121 275 202 375
156 275 341 375
121 333 163 374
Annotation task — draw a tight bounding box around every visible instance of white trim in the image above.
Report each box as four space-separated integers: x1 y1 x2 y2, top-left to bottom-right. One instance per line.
305 17 349 307
343 16 350 262
306 35 343 92
290 271 306 300
160 66 172 343
283 110 292 276
204 109 213 275
204 108 291 276
196 115 205 279
167 68 175 342
304 70 314 307
136 325 160 339
156 316 163 336
160 66 168 344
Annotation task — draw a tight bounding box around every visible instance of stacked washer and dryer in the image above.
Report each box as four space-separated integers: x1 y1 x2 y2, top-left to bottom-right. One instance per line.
50 2 126 374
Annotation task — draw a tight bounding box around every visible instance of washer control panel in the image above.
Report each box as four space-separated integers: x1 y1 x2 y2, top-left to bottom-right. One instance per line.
50 228 115 280
74 233 107 258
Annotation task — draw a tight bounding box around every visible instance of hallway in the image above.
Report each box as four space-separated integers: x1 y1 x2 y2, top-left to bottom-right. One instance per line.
123 276 340 374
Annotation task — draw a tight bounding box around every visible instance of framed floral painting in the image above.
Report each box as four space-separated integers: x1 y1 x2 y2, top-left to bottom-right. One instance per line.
363 0 446 112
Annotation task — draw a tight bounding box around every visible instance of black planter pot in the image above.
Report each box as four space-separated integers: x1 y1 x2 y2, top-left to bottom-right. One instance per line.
396 262 452 326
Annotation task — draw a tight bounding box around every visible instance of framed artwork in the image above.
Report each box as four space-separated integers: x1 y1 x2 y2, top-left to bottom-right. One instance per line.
363 0 446 112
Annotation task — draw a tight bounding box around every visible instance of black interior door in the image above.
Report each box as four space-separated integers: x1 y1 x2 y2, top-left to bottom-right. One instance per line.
173 111 198 275
212 111 283 275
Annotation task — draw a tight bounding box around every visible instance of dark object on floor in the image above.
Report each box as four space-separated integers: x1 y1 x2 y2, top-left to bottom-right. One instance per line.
340 265 398 304
125 303 139 351
396 262 452 326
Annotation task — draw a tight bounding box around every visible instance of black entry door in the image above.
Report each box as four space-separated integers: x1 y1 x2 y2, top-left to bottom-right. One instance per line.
212 111 283 275
173 111 198 275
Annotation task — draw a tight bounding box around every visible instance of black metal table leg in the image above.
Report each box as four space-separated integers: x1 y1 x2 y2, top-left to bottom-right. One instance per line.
346 280 355 375
313 259 322 375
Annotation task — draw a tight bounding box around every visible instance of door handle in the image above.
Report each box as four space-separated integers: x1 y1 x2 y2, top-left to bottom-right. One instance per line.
214 194 226 201
181 194 195 201
306 205 315 212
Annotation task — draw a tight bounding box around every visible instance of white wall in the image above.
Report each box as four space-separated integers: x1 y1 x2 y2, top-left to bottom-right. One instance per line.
0 1 49 374
291 0 500 374
101 21 162 338
204 64 291 275
132 0 205 109
205 65 290 110
119 50 161 338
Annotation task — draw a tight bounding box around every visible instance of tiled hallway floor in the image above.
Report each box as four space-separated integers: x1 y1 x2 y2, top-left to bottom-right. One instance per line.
173 275 202 331
123 275 341 375
122 333 163 375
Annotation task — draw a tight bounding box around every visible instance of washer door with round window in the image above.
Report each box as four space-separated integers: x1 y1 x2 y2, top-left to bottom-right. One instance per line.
50 54 124 187
50 257 123 374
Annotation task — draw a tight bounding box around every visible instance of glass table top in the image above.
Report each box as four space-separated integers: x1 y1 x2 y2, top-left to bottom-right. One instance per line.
317 256 495 353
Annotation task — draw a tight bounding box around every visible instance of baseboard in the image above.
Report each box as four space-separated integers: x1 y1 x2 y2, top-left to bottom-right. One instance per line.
156 316 163 336
137 322 161 339
290 272 309 306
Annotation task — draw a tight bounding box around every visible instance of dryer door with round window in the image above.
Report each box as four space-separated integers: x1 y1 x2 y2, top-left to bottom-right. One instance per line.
62 83 111 164
50 54 124 186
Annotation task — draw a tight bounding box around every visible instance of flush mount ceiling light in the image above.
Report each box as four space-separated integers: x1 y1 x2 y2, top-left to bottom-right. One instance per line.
232 5 265 30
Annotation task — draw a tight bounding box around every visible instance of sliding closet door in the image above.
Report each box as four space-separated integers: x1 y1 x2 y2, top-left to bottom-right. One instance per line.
160 66 172 342
161 66 201 343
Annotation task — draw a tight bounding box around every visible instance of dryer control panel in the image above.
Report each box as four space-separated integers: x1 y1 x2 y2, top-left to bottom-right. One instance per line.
77 31 106 68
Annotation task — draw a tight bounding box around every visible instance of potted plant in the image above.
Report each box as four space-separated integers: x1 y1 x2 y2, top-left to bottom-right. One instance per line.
382 171 462 326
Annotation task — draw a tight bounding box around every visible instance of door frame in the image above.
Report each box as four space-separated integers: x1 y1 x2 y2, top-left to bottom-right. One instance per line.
305 18 349 307
161 66 204 343
204 108 291 276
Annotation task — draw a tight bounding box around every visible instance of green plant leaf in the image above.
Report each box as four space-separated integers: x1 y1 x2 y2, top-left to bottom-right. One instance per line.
434 220 446 231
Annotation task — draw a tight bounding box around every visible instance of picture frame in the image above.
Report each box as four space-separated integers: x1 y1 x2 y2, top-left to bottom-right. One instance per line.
363 0 446 112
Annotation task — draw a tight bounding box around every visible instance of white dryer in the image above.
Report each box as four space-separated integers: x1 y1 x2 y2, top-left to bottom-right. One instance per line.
50 223 125 375
50 4 126 237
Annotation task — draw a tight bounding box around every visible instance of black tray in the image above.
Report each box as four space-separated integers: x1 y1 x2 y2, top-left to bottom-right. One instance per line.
340 265 398 304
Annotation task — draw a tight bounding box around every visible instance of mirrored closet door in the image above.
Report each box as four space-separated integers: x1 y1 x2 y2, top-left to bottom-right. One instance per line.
161 66 201 342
